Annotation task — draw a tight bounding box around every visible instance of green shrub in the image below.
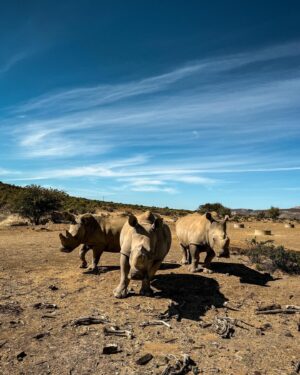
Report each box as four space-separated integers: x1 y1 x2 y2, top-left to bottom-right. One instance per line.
242 239 300 274
267 206 280 220
198 202 231 217
13 185 66 225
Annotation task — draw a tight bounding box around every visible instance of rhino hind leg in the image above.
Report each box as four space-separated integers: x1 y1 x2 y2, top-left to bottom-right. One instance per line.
90 248 103 273
180 244 190 265
79 245 89 268
114 254 130 298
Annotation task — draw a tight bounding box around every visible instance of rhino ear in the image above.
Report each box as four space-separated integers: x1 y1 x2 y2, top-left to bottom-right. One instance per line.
128 214 138 227
152 217 163 230
80 214 99 233
223 215 229 227
205 212 213 222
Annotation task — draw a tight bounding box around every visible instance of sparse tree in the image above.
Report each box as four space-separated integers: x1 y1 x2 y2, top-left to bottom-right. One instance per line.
198 202 231 217
257 211 266 219
268 206 280 220
14 185 66 225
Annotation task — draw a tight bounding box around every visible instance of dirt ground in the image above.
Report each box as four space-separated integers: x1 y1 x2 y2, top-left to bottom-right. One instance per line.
0 219 299 375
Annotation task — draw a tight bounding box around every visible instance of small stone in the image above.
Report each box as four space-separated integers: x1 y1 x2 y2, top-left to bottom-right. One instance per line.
33 332 50 340
102 344 120 354
49 285 59 291
284 330 293 338
136 353 153 365
17 351 27 361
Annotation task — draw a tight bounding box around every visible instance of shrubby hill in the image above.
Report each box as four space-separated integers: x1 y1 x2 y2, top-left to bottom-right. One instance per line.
0 181 190 218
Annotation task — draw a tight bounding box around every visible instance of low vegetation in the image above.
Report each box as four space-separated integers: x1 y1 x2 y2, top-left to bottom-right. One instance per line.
198 202 231 217
0 182 191 221
13 185 67 225
240 238 300 274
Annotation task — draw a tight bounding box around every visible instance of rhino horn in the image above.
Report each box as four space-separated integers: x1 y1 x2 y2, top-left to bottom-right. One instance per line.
59 233 66 241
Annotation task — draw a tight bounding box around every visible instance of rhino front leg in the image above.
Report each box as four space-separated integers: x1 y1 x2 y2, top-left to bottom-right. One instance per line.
203 248 215 272
114 254 130 298
140 260 162 297
79 245 89 268
189 244 202 273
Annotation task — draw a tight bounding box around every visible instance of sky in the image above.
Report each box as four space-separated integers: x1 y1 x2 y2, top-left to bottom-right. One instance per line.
0 0 300 210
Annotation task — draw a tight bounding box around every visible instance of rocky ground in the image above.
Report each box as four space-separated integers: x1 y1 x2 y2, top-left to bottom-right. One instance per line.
0 220 299 375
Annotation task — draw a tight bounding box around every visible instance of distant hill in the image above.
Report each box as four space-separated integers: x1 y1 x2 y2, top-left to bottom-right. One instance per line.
232 207 300 220
0 181 190 217
1 181 299 219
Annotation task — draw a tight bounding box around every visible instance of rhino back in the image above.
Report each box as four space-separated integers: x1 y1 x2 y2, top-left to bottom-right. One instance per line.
176 213 209 246
119 214 171 259
85 215 126 252
156 223 172 260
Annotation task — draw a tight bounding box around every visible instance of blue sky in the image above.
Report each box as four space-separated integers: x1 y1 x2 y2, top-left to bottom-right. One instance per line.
1 0 300 209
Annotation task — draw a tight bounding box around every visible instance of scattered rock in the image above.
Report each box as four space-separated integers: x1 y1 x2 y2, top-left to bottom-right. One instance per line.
72 316 109 326
48 285 59 291
257 304 281 312
0 340 7 348
136 353 153 365
212 317 235 339
17 351 27 361
140 320 172 329
33 332 50 340
284 330 294 338
102 344 120 354
259 323 272 331
0 302 23 315
292 360 300 373
103 326 134 339
161 354 196 375
33 303 58 310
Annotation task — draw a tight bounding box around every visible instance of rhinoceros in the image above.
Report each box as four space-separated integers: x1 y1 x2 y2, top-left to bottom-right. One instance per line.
59 213 127 272
176 212 230 273
113 211 171 298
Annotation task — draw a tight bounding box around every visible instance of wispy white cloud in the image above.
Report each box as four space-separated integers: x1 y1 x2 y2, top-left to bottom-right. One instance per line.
0 51 28 75
2 40 300 203
0 168 21 176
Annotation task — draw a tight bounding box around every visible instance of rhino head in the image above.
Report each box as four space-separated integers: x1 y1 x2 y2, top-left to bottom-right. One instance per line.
127 211 162 281
206 213 230 258
59 214 98 252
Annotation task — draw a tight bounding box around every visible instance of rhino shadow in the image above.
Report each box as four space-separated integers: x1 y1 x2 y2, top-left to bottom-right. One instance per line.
209 262 274 286
83 265 120 275
151 273 227 321
159 262 181 270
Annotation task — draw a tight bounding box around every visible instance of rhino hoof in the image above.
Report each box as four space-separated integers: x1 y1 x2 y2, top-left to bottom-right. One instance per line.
89 267 100 274
189 266 202 273
80 263 88 269
113 288 128 299
140 287 154 297
203 268 213 274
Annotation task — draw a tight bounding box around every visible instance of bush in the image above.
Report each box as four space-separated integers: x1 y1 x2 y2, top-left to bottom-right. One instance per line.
13 185 67 225
198 202 231 217
257 211 266 220
242 239 300 274
267 206 280 220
